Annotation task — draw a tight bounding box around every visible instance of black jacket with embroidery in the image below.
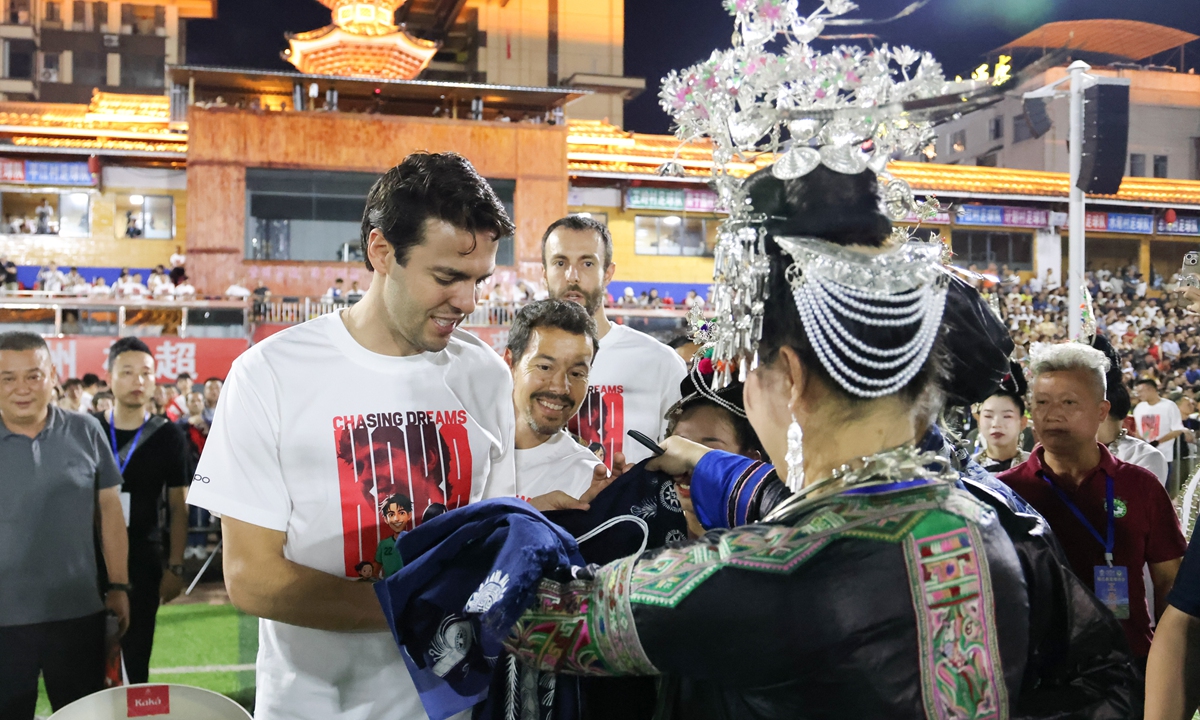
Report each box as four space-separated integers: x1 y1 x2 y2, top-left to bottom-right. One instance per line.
505 480 1033 719
665 449 1138 720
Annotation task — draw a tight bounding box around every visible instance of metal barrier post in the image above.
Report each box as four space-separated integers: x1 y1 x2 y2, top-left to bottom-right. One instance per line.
1171 441 1184 498
180 306 189 338
53 304 61 336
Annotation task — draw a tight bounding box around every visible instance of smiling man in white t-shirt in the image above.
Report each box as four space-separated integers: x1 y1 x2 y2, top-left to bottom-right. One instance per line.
542 215 687 467
504 299 605 501
187 153 520 720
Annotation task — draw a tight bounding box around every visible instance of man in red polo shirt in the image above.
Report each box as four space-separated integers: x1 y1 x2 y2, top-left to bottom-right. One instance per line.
1000 343 1185 669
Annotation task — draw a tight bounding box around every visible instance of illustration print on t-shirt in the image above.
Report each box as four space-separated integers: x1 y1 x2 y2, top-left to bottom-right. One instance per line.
1141 414 1161 442
569 384 624 469
333 409 471 578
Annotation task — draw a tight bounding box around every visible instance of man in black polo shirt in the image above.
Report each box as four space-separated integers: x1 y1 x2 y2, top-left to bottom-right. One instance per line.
0 331 129 719
93 337 190 684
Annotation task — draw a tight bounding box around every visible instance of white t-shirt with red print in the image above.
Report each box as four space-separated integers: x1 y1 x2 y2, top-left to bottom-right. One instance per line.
187 312 515 720
570 323 687 466
1134 398 1185 460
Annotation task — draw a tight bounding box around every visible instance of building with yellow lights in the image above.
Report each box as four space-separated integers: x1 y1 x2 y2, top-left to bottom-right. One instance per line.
0 0 214 103
0 9 1198 301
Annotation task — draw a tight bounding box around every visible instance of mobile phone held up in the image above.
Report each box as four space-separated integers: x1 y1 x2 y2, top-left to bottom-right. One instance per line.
1181 252 1200 289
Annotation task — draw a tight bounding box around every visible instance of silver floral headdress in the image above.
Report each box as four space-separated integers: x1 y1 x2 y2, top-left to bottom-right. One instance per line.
665 0 1006 385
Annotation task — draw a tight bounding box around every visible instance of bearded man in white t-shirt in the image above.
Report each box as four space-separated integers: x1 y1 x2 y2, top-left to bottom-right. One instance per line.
504 299 607 502
187 153 525 720
542 215 688 467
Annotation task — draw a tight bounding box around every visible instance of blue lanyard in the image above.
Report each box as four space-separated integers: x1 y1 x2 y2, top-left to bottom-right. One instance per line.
1040 472 1116 566
108 410 149 475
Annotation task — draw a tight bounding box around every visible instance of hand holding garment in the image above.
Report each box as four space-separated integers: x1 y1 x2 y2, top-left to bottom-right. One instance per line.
374 498 584 720
544 461 689 565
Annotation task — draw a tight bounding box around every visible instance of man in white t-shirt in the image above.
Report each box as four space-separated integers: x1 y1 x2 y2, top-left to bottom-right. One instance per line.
542 215 687 467
1134 378 1185 476
503 299 604 501
1101 380 1168 485
187 153 523 720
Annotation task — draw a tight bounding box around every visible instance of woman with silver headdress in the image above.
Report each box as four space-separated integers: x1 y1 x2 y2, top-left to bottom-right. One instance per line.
498 165 1038 718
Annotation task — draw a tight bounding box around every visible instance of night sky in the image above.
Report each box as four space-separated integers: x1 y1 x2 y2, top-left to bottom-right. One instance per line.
187 0 1200 134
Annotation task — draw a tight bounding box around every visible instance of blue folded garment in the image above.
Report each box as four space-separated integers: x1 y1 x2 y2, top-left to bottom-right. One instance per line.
374 497 584 720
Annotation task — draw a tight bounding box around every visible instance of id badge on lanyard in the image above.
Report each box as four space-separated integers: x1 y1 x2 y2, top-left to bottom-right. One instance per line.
109 411 149 529
1042 472 1129 619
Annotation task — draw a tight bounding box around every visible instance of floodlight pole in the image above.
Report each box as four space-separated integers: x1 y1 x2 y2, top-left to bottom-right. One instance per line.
1066 60 1090 340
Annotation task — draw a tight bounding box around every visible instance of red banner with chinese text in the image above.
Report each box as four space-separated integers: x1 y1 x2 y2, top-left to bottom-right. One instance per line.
44 336 249 382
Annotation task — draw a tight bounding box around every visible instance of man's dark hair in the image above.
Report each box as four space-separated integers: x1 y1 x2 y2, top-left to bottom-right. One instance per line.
176 372 192 381
0 331 48 353
107 337 152 370
381 492 412 515
204 377 223 385
1135 378 1159 390
91 390 114 408
63 378 83 390
335 278 344 283
354 561 372 573
506 299 599 362
359 152 514 271
82 372 100 386
540 215 613 268
1108 381 1132 420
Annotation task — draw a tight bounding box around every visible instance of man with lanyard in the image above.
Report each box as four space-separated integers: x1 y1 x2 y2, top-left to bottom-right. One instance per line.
1000 343 1185 680
93 337 190 684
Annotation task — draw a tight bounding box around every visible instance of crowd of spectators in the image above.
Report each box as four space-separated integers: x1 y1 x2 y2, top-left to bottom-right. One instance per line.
977 262 1200 397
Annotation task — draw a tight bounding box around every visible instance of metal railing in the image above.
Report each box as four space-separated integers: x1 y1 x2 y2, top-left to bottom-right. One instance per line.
255 297 708 327
0 293 250 337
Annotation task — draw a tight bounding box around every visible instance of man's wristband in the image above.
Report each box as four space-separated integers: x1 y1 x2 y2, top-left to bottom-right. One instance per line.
108 583 132 593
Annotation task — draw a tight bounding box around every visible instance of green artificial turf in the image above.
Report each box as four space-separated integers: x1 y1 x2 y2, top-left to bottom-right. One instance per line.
34 603 257 718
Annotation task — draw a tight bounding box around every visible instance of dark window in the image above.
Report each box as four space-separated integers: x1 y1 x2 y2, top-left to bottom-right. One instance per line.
120 54 163 88
989 116 1004 141
154 5 165 29
40 52 59 82
1129 153 1146 177
44 1 59 22
120 3 133 27
1013 114 1033 143
8 0 30 24
6 39 35 79
1154 155 1168 178
489 179 515 266
976 152 998 167
245 169 516 264
951 129 966 153
72 1 84 25
950 230 1034 270
73 51 105 88
92 0 106 26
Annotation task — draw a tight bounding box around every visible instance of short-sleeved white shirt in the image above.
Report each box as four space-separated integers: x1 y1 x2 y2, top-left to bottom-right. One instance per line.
188 312 515 720
568 323 687 466
1134 398 1185 459
515 430 602 500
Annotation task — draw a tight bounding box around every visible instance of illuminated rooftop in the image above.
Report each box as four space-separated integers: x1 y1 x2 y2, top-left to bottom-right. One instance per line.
283 0 440 81
567 121 1200 208
996 20 1198 63
0 91 184 157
